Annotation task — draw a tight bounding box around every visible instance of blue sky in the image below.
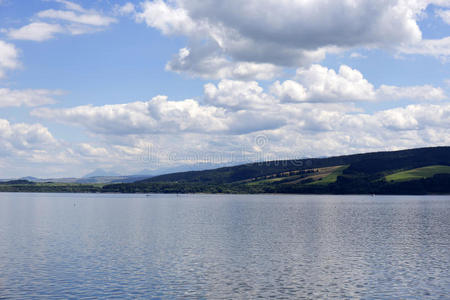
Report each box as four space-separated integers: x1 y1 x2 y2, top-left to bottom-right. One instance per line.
0 0 449 178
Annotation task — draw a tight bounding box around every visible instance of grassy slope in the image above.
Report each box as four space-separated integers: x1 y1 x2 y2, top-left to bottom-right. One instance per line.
308 165 349 185
385 165 450 182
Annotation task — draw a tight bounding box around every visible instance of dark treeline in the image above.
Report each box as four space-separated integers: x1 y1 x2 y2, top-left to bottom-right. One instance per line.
1 146 449 195
100 173 450 195
140 146 450 184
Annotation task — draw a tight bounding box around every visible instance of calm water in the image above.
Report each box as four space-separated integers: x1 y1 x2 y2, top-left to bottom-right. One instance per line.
0 193 449 299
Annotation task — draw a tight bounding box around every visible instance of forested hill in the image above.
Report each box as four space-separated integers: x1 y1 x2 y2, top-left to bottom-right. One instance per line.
1 146 449 194
99 146 449 194
138 146 450 185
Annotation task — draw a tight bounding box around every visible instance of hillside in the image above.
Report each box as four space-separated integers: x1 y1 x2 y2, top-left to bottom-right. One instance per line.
0 146 448 194
101 146 450 194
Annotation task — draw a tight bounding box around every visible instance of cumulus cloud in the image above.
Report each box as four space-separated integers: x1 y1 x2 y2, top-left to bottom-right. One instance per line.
270 64 445 103
29 63 448 162
204 79 276 110
6 1 116 41
78 143 109 157
31 94 286 136
0 118 96 177
375 103 450 131
3 1 450 177
295 65 376 102
30 100 450 175
0 119 57 152
297 103 450 134
135 0 197 36
31 96 227 135
398 36 450 60
26 94 450 177
376 84 446 101
166 47 282 80
30 63 447 143
132 0 338 77
126 0 450 79
0 40 20 78
0 88 62 107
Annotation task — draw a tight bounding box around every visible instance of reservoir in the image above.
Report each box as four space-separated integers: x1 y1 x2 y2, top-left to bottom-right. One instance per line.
0 193 448 298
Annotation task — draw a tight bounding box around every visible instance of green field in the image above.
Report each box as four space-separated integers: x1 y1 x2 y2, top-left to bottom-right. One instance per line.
385 165 450 182
308 165 349 185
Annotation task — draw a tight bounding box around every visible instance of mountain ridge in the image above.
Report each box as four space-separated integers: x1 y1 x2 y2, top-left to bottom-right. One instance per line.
1 146 449 194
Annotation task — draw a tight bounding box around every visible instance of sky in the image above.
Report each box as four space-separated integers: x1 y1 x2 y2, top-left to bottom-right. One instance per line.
0 0 449 178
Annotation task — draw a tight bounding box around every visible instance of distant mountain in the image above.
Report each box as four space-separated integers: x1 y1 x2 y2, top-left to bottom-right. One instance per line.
83 169 121 178
20 176 40 181
0 179 35 185
132 163 239 178
76 175 155 184
133 169 154 176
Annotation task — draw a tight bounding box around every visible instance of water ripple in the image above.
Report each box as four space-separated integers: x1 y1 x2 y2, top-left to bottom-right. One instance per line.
0 193 449 299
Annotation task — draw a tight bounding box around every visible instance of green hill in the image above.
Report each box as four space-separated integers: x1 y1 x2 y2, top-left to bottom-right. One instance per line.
1 146 448 194
385 165 450 182
101 146 450 194
139 146 450 184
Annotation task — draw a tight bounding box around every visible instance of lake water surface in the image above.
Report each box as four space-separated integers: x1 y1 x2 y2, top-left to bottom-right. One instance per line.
0 193 449 299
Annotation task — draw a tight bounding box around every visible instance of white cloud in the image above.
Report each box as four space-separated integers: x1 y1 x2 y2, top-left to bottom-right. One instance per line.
37 9 116 27
350 52 367 59
431 0 450 8
436 9 450 24
127 0 450 80
54 0 86 13
31 91 288 136
0 88 62 107
3 1 450 177
136 0 197 36
375 103 450 130
7 22 64 41
377 84 446 101
30 64 447 144
398 37 450 60
6 1 116 42
52 103 450 169
0 119 57 152
31 95 229 135
270 80 308 103
179 0 424 49
204 79 276 111
32 65 450 148
166 47 282 80
26 98 450 177
129 0 449 80
115 2 135 16
0 40 20 78
295 65 376 102
0 118 89 177
270 64 445 103
78 143 109 157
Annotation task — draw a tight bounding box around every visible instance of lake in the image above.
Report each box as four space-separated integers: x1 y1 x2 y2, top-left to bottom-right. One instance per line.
0 193 449 299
